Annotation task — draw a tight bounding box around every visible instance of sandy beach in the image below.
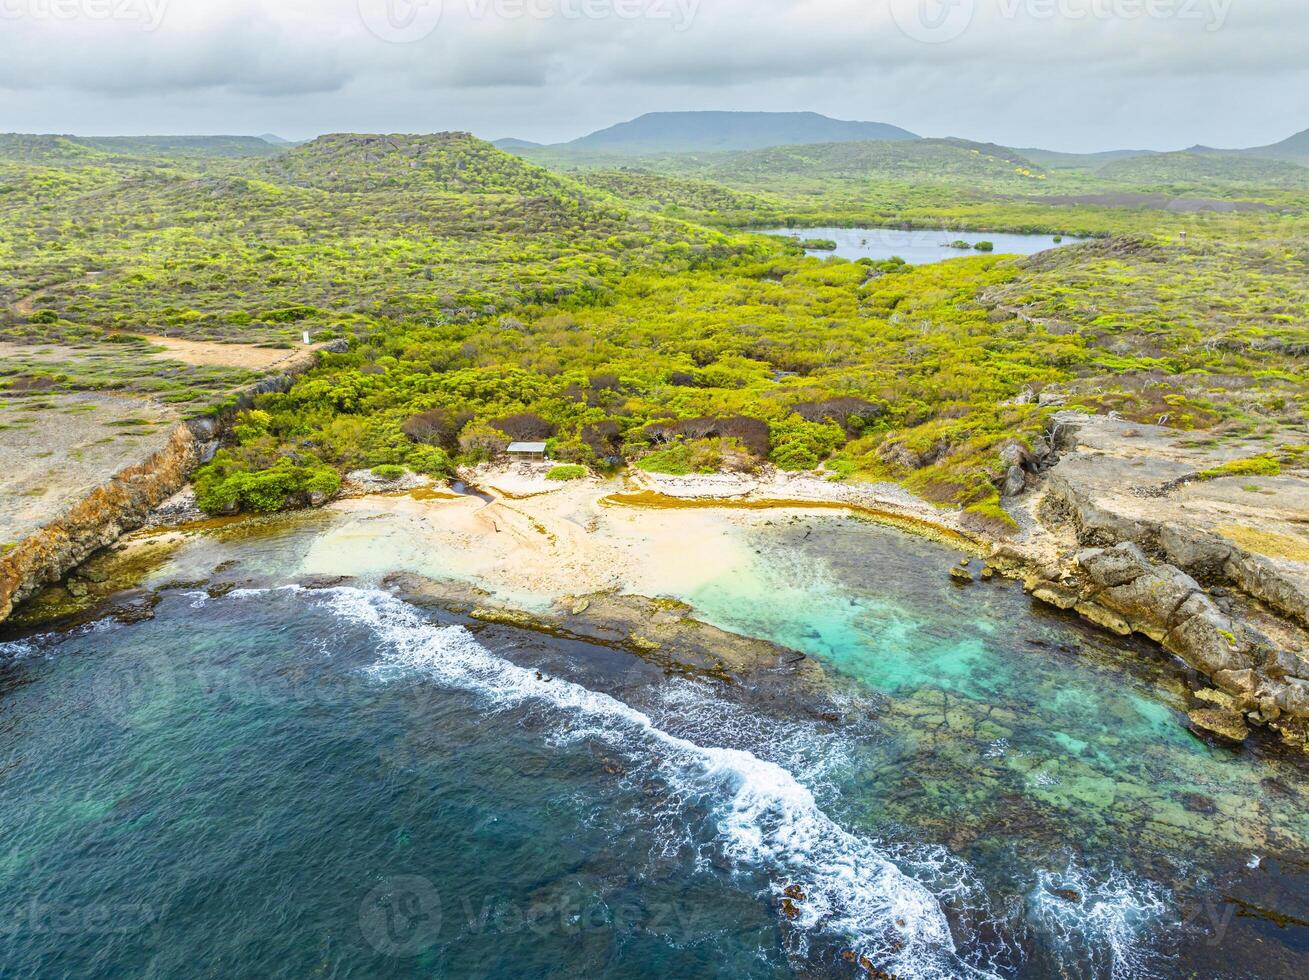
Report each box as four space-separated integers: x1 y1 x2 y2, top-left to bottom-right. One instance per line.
299 464 984 614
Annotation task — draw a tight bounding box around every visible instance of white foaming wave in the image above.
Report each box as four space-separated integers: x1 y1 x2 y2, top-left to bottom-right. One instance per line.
0 614 126 662
322 586 997 979
646 677 855 800
0 638 37 662
1028 862 1172 980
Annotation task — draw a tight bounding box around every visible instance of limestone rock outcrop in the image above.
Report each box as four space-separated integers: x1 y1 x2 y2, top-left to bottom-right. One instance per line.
0 422 200 622
1022 541 1309 742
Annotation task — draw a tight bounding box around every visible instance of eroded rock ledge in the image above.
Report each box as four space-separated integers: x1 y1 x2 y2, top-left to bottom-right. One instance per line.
995 412 1309 749
0 422 201 623
1007 542 1309 745
0 349 344 625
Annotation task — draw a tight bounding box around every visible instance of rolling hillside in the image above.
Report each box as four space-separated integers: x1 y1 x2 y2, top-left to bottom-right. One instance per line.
0 134 283 162
258 132 575 194
698 138 1048 186
1189 126 1309 165
1097 151 1309 189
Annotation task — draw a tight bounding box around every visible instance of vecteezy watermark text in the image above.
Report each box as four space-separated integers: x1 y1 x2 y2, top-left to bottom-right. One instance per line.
0 897 157 937
889 0 1233 44
358 0 700 44
0 0 168 30
359 874 716 956
997 0 1232 28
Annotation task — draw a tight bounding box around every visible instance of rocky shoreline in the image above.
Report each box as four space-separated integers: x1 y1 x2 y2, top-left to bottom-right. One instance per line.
615 412 1309 752
996 413 1309 750
385 570 831 693
5 404 1306 754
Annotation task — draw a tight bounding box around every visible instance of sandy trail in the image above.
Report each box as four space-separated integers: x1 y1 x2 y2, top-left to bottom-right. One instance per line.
131 335 322 371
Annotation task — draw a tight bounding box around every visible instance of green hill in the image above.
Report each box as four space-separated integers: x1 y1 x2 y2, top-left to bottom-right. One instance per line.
259 132 573 194
1017 147 1156 170
0 134 282 162
1097 151 1309 189
558 111 918 154
492 138 545 151
702 138 1048 185
577 169 779 222
1187 127 1309 166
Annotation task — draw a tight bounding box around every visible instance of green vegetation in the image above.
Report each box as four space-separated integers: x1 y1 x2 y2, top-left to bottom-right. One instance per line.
194 453 341 514
1199 446 1307 481
4 129 1306 524
1200 455 1282 479
545 464 588 481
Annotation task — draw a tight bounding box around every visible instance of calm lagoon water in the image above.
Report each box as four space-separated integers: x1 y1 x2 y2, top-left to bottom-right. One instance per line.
2 512 1308 977
760 227 1080 264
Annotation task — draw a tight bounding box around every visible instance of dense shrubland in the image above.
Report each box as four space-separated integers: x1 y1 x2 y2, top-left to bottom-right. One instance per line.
3 131 1305 522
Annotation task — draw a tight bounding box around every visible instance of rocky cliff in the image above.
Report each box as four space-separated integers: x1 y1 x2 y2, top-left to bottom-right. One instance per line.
0 345 344 625
0 421 201 622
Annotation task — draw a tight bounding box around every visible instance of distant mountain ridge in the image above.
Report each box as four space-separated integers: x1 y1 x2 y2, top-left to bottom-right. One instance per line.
1186 127 1309 165
537 111 919 154
492 138 545 151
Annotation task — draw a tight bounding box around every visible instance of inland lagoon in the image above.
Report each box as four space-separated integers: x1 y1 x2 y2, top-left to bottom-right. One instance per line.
760 227 1081 264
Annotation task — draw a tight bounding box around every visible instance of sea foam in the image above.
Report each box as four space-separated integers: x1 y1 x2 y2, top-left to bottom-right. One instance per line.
322 585 994 978
214 584 1168 978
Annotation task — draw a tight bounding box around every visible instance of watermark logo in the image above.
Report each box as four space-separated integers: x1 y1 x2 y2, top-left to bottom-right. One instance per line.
889 0 975 44
357 873 718 955
0 896 157 937
359 875 444 956
890 0 1233 43
997 0 1232 30
360 0 700 44
91 653 177 729
0 0 169 31
358 0 444 43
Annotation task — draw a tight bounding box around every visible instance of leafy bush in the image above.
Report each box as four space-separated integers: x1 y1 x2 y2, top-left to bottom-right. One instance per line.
371 464 408 480
232 409 272 444
457 421 510 462
636 444 694 475
1200 455 1282 480
406 444 454 478
768 416 844 471
194 455 341 514
545 464 588 481
402 407 472 451
491 412 555 441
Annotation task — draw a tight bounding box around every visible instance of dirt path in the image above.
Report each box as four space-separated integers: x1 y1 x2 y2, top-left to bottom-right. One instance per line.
132 334 322 371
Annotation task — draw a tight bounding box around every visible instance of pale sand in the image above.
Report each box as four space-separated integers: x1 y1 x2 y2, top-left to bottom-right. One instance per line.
296 467 980 612
135 335 325 371
301 481 759 610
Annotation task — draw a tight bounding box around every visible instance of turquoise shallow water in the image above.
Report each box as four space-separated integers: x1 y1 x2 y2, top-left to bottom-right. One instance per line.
3 511 1309 977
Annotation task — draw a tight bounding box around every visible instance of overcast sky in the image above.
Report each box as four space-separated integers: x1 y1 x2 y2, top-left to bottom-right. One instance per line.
0 0 1305 151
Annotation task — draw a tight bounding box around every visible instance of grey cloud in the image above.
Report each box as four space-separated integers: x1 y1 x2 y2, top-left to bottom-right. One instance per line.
0 0 1304 149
